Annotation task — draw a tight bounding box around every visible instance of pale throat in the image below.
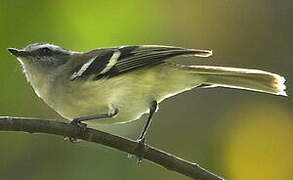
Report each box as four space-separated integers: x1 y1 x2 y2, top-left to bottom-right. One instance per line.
21 62 53 99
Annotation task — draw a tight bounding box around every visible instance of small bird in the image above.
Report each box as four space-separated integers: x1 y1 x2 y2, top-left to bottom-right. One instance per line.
8 43 287 143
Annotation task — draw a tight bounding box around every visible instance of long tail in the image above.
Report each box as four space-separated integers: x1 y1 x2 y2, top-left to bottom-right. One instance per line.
185 65 287 96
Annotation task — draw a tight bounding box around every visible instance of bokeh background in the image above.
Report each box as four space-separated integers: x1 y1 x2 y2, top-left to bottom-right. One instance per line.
0 0 292 179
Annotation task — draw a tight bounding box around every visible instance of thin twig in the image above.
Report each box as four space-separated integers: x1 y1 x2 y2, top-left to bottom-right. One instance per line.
0 116 224 180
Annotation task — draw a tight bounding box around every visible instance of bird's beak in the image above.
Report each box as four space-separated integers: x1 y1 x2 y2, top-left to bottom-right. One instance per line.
7 48 31 57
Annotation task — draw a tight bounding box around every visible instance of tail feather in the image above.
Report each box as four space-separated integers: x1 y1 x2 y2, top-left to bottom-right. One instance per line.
186 66 287 96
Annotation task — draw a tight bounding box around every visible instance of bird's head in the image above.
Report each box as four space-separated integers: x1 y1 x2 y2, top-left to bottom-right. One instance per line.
8 43 73 73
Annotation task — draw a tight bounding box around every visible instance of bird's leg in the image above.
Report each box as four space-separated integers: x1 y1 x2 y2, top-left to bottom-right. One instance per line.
137 100 158 143
67 106 119 143
134 101 158 161
70 106 119 126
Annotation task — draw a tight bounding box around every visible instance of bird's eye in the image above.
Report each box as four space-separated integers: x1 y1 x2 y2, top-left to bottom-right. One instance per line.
39 47 53 56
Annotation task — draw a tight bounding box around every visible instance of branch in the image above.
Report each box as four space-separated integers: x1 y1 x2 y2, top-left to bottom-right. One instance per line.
0 116 224 180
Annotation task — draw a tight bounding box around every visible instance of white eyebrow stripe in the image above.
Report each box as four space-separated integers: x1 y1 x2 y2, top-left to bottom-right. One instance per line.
70 57 96 80
38 44 61 51
99 50 121 74
40 44 59 48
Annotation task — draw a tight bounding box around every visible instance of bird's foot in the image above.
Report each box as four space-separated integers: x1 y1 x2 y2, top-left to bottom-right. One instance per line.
64 136 81 143
133 137 147 164
64 119 88 143
70 118 88 129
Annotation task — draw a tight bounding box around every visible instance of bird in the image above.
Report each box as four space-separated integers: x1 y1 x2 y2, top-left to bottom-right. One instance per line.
7 43 287 143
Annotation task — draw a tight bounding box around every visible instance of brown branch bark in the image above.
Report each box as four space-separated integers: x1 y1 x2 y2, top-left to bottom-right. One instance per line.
0 116 224 180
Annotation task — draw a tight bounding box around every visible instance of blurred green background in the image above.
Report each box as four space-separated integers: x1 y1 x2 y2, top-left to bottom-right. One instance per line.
0 0 292 179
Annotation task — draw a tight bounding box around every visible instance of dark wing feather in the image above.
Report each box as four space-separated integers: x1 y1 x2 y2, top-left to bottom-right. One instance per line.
81 50 114 77
96 45 212 79
71 45 212 80
70 50 115 80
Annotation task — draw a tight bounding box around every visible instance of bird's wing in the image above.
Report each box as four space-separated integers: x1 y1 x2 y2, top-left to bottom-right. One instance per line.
70 45 212 80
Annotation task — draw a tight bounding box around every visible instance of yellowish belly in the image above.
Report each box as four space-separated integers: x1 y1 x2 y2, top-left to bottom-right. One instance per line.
44 63 203 125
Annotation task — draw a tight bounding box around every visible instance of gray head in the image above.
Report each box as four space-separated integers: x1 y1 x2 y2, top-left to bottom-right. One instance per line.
8 43 73 69
7 43 77 97
7 43 76 89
